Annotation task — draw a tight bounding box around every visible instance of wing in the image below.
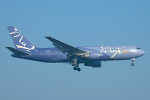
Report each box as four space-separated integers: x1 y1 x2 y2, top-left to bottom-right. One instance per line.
45 36 87 55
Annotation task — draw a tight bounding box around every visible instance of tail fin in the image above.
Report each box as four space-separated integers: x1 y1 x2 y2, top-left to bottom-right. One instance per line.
7 26 38 52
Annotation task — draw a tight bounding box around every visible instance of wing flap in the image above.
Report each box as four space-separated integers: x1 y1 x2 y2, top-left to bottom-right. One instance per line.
6 46 30 55
45 36 87 55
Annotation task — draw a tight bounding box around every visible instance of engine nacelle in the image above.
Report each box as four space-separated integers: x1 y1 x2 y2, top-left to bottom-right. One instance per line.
84 61 101 68
89 51 100 60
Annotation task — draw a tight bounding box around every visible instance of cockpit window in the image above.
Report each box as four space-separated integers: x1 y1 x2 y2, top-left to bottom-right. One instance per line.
136 47 141 49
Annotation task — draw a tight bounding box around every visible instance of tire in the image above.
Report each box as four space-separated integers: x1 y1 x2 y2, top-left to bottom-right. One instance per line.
77 68 81 72
131 63 134 66
73 67 76 71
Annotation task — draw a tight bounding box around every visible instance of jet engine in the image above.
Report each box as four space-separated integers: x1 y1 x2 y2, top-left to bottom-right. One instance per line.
84 61 101 67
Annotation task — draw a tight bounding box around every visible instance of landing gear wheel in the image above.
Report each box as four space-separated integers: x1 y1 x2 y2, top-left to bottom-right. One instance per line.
73 67 81 72
77 68 81 72
73 67 77 70
131 63 134 66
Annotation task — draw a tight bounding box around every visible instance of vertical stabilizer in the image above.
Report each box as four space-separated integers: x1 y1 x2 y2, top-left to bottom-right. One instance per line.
7 26 38 52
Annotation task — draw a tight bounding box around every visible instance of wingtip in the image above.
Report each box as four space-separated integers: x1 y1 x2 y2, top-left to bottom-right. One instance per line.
6 46 11 48
7 26 14 28
45 36 51 38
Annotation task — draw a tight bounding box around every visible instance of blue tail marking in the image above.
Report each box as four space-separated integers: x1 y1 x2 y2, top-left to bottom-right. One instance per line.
7 26 38 52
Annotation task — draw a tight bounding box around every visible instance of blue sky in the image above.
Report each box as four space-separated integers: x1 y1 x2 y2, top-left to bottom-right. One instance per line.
0 0 150 100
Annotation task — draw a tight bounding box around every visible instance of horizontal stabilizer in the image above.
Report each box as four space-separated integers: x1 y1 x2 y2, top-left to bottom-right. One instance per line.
6 46 30 55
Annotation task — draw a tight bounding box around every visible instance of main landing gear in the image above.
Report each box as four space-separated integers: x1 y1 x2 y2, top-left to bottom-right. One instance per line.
131 58 135 66
71 62 81 72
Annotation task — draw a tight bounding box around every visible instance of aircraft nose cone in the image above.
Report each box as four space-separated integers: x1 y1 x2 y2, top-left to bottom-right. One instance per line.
140 50 145 56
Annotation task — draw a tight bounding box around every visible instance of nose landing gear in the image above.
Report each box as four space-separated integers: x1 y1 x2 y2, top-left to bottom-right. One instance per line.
131 62 134 66
131 58 135 66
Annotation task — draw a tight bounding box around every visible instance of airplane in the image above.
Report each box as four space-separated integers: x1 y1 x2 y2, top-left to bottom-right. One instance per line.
6 26 145 71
